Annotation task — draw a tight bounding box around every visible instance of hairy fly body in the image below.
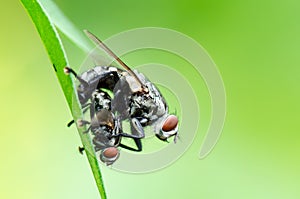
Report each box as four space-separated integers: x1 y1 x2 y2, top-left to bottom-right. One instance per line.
65 68 146 165
65 30 179 165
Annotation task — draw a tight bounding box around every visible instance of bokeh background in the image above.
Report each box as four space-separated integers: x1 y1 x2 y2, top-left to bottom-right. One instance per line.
1 0 300 198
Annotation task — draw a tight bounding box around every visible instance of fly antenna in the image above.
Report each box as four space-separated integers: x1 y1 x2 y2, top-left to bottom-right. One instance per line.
84 29 148 93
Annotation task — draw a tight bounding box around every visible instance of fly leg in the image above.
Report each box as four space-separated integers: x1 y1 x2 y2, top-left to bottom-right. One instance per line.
73 119 89 155
67 104 91 127
64 66 89 88
119 139 142 152
67 120 75 127
111 118 145 139
128 118 144 151
117 118 144 152
130 118 145 138
78 146 85 154
77 119 91 134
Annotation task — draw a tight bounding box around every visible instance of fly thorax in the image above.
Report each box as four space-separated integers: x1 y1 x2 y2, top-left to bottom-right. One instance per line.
145 82 167 118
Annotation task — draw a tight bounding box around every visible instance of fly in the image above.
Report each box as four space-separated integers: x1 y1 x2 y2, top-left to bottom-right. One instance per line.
65 30 179 165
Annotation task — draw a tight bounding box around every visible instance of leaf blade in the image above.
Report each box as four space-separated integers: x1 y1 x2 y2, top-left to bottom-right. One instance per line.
20 0 107 198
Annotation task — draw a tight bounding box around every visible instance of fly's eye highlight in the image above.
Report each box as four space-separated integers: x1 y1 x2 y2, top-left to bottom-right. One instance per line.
162 115 178 132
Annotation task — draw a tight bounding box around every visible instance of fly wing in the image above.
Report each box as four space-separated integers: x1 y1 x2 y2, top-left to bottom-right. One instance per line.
84 30 147 93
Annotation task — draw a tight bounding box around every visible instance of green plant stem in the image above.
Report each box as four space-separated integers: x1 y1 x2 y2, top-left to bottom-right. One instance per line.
20 0 107 198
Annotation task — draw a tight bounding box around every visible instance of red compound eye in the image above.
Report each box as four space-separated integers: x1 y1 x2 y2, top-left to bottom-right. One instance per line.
103 147 119 158
162 115 178 132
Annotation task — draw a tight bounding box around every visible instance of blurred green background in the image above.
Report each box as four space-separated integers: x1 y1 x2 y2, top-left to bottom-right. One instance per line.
1 0 300 198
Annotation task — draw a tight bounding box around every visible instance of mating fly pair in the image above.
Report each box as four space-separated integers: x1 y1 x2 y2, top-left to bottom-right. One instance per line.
65 30 179 165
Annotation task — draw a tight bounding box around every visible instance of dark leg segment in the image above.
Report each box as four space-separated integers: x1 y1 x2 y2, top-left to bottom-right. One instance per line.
78 146 85 154
67 120 75 127
64 66 89 88
119 139 142 152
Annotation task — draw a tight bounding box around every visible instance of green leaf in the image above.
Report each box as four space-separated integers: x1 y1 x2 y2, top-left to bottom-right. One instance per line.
20 0 107 198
